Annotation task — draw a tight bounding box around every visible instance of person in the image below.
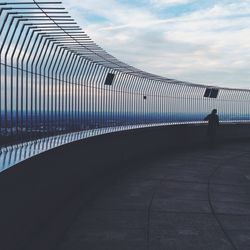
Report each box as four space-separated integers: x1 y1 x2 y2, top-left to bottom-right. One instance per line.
204 109 219 148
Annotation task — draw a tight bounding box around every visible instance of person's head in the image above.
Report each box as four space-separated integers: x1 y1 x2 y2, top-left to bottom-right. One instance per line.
212 109 217 114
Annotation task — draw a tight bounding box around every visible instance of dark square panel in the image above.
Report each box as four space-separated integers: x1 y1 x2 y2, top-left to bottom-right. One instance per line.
104 73 115 85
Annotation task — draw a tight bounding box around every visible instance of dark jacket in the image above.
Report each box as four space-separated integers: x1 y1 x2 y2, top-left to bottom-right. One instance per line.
204 113 219 135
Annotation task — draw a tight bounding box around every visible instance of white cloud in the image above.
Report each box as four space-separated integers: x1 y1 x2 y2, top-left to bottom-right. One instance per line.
61 0 250 88
150 0 194 6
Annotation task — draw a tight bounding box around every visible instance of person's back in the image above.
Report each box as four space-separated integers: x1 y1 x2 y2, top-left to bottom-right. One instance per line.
205 113 219 135
204 109 219 148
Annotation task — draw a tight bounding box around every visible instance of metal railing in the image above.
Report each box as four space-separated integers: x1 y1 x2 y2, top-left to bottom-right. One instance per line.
0 1 250 155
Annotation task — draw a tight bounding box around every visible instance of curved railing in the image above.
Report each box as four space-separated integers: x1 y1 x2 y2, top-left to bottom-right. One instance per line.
0 1 250 170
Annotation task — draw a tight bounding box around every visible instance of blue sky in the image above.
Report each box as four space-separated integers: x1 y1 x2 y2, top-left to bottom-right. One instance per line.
62 0 250 89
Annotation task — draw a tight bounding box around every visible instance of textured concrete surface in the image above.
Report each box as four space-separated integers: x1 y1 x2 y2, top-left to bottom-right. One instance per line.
57 143 250 250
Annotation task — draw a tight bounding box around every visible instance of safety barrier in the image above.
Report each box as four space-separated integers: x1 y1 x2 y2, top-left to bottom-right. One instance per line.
0 1 249 156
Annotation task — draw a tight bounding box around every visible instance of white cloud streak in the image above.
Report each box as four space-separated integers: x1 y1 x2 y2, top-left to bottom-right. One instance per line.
150 0 194 6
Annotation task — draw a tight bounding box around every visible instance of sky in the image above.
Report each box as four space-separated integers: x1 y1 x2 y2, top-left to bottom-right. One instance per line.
61 0 250 89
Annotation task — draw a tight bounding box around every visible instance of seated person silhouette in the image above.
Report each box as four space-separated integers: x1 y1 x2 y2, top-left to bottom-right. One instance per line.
204 109 219 148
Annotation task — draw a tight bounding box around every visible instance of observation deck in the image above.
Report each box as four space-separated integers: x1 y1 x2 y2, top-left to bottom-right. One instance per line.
1 124 250 250
0 1 250 250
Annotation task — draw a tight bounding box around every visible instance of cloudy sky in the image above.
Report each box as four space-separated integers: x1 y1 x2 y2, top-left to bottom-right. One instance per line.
61 0 250 89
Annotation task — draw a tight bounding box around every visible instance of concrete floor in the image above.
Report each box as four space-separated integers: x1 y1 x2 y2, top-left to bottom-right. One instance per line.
57 143 250 250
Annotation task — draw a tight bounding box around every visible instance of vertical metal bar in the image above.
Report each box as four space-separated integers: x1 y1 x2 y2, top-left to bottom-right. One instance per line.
50 45 65 134
79 60 88 129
